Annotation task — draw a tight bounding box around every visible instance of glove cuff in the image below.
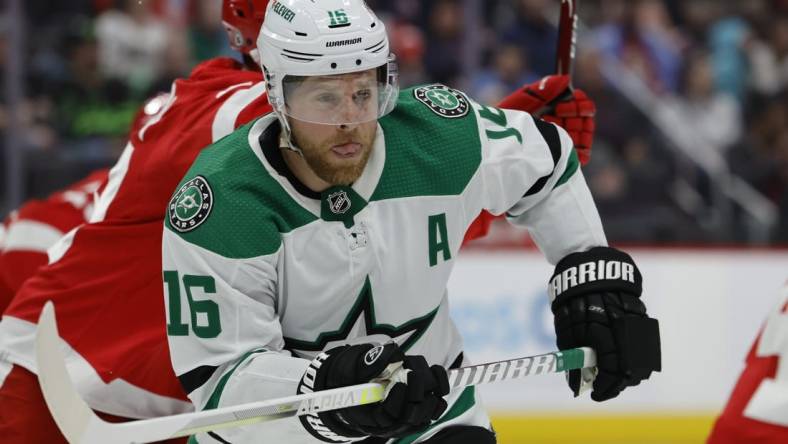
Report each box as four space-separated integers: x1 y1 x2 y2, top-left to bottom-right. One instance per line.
549 247 642 308
297 351 367 443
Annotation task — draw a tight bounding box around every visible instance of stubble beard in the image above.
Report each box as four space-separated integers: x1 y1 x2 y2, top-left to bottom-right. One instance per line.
293 127 376 186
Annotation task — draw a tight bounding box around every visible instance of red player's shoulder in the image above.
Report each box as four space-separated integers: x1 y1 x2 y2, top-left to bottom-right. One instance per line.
186 57 262 85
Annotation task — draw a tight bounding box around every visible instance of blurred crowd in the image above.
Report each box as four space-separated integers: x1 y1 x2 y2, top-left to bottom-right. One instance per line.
1 0 787 244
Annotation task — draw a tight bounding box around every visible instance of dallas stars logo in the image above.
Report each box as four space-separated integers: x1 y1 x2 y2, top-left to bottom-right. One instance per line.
285 277 438 353
168 176 213 233
414 84 470 118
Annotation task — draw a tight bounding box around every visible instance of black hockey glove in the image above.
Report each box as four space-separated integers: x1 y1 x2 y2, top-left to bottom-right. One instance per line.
550 247 661 402
297 342 450 442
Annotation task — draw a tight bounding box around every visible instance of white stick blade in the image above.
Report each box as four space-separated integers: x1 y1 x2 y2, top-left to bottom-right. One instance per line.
35 301 111 443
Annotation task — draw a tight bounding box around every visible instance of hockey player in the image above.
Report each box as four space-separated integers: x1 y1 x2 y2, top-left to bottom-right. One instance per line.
0 169 107 313
707 283 788 444
0 1 596 443
0 2 273 442
162 1 660 443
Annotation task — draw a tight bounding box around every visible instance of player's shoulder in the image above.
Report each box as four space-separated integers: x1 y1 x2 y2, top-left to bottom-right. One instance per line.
181 57 263 90
129 57 268 145
163 58 260 109
187 57 252 81
372 84 483 201
165 118 315 259
178 118 260 178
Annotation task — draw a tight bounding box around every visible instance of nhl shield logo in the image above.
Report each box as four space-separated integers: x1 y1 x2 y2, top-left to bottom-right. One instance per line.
414 84 470 118
168 176 214 232
327 190 351 214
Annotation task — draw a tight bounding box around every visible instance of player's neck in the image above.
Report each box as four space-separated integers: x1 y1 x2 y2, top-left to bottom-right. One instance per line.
281 148 333 193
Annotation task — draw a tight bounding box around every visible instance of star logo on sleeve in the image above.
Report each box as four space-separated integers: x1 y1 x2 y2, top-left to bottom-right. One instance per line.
414 84 470 118
284 276 438 354
168 175 214 233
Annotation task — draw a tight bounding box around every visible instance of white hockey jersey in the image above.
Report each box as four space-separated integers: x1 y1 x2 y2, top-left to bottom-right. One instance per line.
162 85 607 443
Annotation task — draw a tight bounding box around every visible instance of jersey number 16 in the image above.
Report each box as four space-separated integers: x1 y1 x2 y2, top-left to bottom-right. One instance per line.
163 271 222 339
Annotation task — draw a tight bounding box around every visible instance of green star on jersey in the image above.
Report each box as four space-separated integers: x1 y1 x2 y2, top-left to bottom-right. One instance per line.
168 176 214 232
284 276 439 353
414 84 470 119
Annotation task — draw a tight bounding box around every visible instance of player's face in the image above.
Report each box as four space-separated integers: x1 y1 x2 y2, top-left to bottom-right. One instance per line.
283 69 380 125
287 71 379 185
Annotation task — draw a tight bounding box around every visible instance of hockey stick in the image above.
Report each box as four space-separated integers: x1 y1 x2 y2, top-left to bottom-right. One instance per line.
36 301 596 444
555 0 579 81
533 0 579 118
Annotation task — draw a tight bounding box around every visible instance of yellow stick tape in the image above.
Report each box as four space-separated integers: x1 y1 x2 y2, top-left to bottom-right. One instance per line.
360 385 384 404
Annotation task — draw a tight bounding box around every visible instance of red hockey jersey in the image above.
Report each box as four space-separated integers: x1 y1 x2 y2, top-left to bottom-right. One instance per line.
0 169 108 313
708 283 788 444
0 58 271 418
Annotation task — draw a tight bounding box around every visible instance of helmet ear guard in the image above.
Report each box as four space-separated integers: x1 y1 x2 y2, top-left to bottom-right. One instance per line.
379 54 399 118
260 65 296 152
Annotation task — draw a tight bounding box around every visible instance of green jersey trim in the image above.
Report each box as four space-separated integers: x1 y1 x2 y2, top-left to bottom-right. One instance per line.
523 118 563 197
202 347 269 411
165 120 318 259
393 386 477 444
284 276 439 353
371 85 482 201
554 149 580 189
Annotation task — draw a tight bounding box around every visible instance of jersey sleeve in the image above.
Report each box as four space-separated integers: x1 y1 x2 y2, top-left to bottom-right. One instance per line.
162 226 313 440
161 131 322 440
0 169 108 311
470 101 607 264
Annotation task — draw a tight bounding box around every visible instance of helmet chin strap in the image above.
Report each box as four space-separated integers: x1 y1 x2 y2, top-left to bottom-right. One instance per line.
276 111 304 157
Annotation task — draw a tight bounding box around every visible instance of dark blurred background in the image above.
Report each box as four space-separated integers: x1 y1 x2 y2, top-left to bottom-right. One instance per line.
1 0 787 245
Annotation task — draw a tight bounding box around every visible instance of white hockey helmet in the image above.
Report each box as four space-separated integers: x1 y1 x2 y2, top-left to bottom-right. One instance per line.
257 0 398 129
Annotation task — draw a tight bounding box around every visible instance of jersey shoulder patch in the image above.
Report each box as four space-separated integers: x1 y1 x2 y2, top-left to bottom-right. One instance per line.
167 176 214 233
165 120 317 259
413 84 470 119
